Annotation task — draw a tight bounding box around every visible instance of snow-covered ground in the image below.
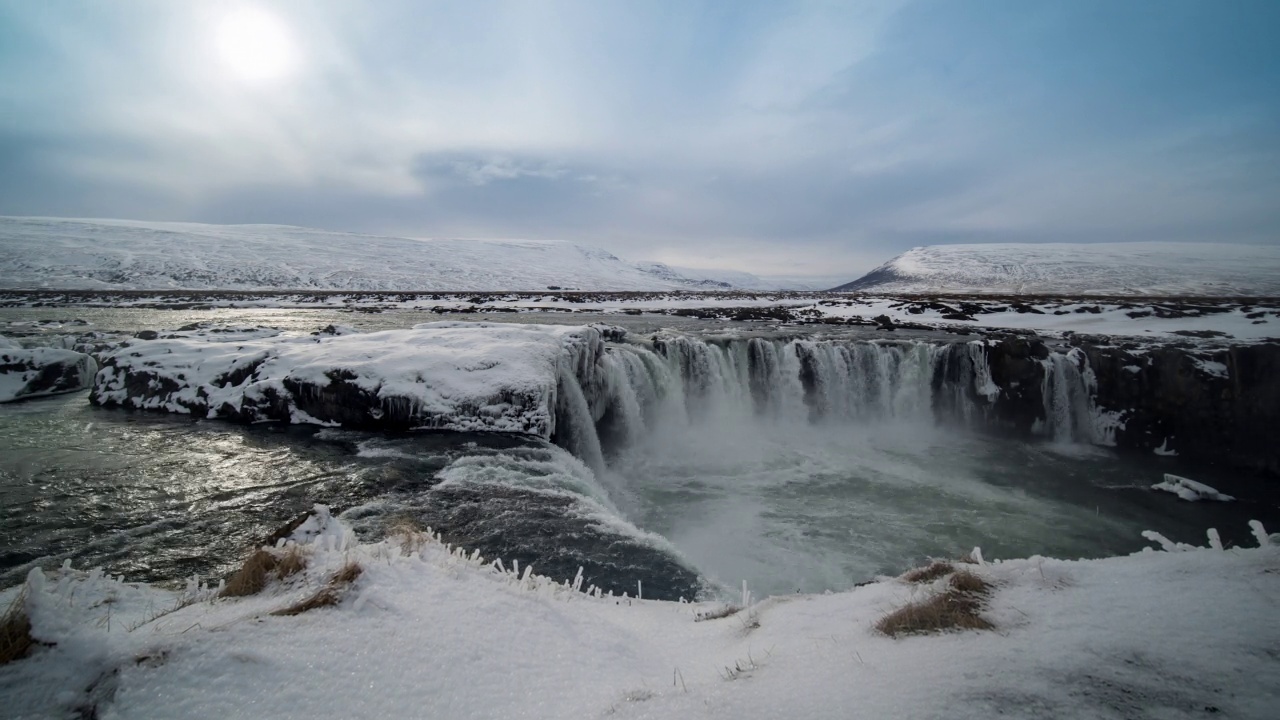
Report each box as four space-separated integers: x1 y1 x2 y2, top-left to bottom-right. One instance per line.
13 291 1276 343
834 243 1280 296
0 216 818 292
2 509 1276 719
800 297 1280 342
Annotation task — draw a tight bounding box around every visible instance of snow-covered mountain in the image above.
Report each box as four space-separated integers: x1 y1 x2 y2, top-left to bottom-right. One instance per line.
833 243 1280 296
0 216 781 292
634 264 847 292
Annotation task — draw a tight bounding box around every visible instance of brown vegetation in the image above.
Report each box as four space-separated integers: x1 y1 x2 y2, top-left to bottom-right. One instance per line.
1 591 34 665
693 604 742 622
272 562 363 616
876 567 995 637
385 517 431 555
901 561 955 583
221 545 307 598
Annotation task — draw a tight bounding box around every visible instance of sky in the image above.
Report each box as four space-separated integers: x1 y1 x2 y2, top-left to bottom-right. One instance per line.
0 0 1277 278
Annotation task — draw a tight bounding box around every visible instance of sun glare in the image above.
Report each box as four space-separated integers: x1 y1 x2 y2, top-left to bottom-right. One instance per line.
215 7 298 82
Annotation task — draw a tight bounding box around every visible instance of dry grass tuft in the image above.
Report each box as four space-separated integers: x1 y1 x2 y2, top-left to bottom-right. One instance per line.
272 562 363 617
385 517 431 555
948 569 991 595
875 570 995 638
221 546 308 598
274 545 307 579
1 590 34 666
901 561 955 584
694 604 742 622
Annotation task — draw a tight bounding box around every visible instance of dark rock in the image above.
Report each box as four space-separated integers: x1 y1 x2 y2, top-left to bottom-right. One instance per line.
1079 342 1280 476
0 348 98 403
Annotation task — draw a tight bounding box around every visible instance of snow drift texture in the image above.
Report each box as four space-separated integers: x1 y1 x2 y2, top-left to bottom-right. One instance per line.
89 323 601 436
2 513 1277 720
834 243 1280 296
0 216 781 291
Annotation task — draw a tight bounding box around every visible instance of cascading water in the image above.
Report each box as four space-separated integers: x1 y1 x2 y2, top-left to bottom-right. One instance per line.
558 332 1107 452
542 330 1136 596
1038 347 1103 444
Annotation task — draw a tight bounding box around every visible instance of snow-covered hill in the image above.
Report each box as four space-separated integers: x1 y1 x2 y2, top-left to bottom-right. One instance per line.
0 216 777 292
834 243 1280 296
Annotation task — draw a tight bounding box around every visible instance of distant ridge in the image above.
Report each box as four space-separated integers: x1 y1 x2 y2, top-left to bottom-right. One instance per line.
831 243 1280 296
0 216 784 292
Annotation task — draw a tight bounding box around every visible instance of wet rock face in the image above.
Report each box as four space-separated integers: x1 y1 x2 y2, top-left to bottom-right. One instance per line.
1080 342 1280 476
983 336 1051 437
0 347 98 403
975 335 1280 476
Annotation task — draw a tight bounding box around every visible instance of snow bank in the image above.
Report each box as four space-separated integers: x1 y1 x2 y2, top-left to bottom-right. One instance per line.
1152 473 1236 502
0 345 97 403
89 322 604 436
1 518 1276 719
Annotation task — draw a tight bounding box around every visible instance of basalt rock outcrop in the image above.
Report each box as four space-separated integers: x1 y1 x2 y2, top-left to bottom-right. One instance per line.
973 334 1280 476
0 340 98 403
1079 340 1280 476
89 323 608 438
84 321 1280 477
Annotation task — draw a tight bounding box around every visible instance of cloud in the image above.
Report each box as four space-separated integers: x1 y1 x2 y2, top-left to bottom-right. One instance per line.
0 0 1277 277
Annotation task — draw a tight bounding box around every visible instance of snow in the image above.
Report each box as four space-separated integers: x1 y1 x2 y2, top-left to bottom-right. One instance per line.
1 516 1276 719
1192 358 1229 378
0 346 98 403
799 296 1280 341
1151 474 1236 502
90 322 603 436
0 216 797 292
836 242 1280 296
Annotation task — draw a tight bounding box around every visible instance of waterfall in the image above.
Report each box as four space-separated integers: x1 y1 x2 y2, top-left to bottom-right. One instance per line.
552 331 1107 465
1039 348 1100 444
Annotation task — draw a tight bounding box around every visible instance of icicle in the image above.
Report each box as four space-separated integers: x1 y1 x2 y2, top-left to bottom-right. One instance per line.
1249 520 1271 547
1142 530 1186 552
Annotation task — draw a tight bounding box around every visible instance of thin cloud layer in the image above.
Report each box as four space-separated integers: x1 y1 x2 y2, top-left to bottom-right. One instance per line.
0 0 1276 276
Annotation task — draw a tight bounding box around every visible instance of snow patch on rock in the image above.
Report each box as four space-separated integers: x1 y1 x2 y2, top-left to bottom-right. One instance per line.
1152 474 1235 502
0 346 98 402
89 322 606 437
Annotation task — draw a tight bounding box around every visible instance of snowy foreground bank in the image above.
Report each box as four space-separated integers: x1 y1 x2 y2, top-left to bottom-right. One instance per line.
2 510 1277 720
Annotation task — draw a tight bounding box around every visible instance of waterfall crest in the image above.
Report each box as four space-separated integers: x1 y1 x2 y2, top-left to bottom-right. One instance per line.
553 332 1109 464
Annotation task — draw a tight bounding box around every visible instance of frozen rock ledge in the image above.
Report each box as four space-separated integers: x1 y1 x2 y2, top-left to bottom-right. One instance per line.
1151 473 1235 502
89 322 606 437
0 338 98 403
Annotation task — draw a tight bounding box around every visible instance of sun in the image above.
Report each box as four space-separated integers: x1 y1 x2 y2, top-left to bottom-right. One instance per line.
215 7 298 82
